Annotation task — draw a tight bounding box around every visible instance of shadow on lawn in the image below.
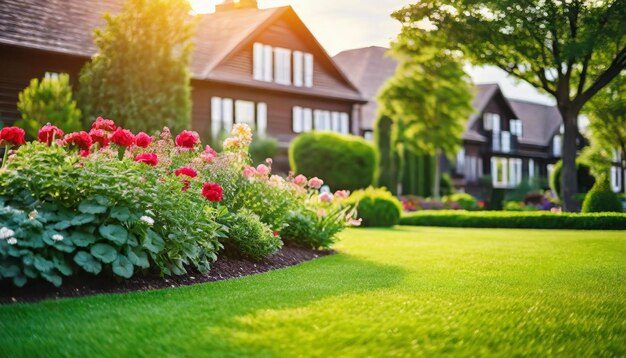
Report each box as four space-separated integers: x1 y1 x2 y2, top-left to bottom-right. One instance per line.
0 253 406 356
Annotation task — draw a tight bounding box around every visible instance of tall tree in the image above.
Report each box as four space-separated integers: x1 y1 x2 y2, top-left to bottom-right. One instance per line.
378 40 473 198
393 0 626 211
79 0 195 133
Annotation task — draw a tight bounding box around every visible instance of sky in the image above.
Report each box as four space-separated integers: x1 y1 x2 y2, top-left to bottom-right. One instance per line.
189 0 555 105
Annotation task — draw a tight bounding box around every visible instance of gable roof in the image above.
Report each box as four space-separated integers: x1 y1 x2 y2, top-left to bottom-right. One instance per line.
0 0 362 101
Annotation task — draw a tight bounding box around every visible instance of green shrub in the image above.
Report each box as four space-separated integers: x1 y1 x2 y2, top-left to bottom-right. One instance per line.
399 210 626 230
347 187 402 227
281 208 346 249
582 177 622 213
249 136 279 165
16 73 82 138
444 193 477 210
550 160 596 199
222 209 282 261
289 131 378 191
503 201 538 211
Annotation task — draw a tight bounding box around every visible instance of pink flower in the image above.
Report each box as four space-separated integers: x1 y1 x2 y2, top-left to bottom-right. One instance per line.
89 128 110 148
134 132 152 148
63 131 93 151
318 192 334 203
111 128 135 147
38 124 64 145
80 149 91 157
293 174 307 186
334 190 349 199
256 164 270 176
91 117 116 132
134 152 158 166
175 130 199 149
308 177 323 189
243 166 256 178
201 145 217 163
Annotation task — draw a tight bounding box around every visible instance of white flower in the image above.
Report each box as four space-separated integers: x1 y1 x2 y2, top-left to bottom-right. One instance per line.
0 227 15 240
28 209 38 220
52 234 64 242
7 237 17 245
140 216 155 226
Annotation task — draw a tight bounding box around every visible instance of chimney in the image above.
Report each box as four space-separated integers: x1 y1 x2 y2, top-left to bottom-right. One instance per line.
215 0 258 12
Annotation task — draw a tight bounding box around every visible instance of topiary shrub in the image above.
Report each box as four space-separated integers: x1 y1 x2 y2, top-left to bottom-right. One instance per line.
444 193 477 210
550 160 596 199
221 209 282 261
289 131 378 191
249 135 279 165
581 177 622 213
347 187 402 227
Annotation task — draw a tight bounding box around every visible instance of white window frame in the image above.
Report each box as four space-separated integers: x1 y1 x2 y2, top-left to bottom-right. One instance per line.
339 113 349 134
274 47 292 85
491 157 508 188
502 131 511 153
293 51 304 87
303 108 313 131
331 112 341 132
263 45 273 82
256 102 267 137
484 113 500 132
253 43 264 81
235 100 255 127
510 119 523 136
508 158 522 187
611 166 622 193
211 97 222 140
292 106 304 133
456 149 465 174
304 53 314 87
528 159 535 178
553 135 562 156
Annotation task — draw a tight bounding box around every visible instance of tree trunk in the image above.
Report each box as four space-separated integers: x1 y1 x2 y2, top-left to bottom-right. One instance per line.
433 148 441 199
559 108 581 212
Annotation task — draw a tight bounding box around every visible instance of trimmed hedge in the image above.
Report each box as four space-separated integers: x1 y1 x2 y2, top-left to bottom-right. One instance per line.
400 210 626 230
346 187 403 227
289 131 378 191
582 177 623 213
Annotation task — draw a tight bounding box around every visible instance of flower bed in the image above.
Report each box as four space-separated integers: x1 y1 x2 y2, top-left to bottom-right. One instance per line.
0 120 358 288
400 210 626 230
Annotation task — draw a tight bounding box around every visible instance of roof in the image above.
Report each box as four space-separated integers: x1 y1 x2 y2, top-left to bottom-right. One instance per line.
462 84 499 142
509 99 562 146
333 46 398 129
0 0 362 101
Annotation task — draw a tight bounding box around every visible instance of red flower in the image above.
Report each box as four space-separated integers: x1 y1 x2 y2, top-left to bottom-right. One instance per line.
202 182 223 202
91 117 116 132
134 132 152 148
63 131 93 151
272 231 280 237
111 128 135 147
89 128 110 148
174 167 198 178
134 152 158 166
175 130 199 148
38 124 64 145
0 127 26 146
80 149 91 157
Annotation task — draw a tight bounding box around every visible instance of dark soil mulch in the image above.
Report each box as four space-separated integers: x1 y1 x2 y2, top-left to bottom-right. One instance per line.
0 245 334 305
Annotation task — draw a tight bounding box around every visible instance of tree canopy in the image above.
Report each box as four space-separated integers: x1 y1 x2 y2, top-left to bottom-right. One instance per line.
393 0 626 210
78 0 195 133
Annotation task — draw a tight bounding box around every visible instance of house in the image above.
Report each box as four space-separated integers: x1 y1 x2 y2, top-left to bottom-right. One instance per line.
0 0 364 169
335 46 588 197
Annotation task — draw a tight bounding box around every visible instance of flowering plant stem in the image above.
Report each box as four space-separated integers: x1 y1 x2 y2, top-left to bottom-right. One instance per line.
117 146 125 160
1 144 9 168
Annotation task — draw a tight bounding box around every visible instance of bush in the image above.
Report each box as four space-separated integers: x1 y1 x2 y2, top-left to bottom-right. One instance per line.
582 177 622 213
347 187 402 227
16 73 82 138
443 193 477 211
222 209 282 261
550 160 596 199
281 206 354 249
399 210 626 230
78 0 194 133
289 131 378 191
249 136 279 165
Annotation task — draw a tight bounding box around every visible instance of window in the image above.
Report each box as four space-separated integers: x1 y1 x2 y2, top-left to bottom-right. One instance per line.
293 51 304 87
256 103 267 137
235 100 255 126
292 106 303 133
304 53 314 87
456 149 465 173
253 43 273 82
274 47 291 85
295 107 346 134
363 131 373 141
331 112 341 133
612 148 622 162
314 110 331 130
501 131 511 153
553 135 561 156
611 166 622 192
491 157 521 188
483 113 500 132
303 108 313 131
510 119 523 136
509 158 522 187
211 97 234 140
528 159 535 178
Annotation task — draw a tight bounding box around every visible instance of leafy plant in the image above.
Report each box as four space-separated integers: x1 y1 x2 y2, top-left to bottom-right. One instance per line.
249 136 279 165
581 176 623 213
221 209 282 261
346 187 402 227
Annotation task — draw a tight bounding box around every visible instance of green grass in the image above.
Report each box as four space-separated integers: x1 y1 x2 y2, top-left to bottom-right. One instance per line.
1 227 625 357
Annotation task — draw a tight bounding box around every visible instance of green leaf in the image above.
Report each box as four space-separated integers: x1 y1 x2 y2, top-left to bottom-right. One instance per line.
33 255 54 272
13 274 27 287
74 251 102 274
95 195 112 207
110 207 131 221
71 213 96 226
112 255 134 279
98 224 128 245
70 231 97 247
79 199 108 214
90 243 117 264
53 257 72 276
54 220 72 230
143 229 165 253
127 247 150 269
0 264 20 278
41 270 62 287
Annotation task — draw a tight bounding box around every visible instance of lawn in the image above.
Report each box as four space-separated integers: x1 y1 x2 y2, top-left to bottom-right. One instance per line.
1 227 625 357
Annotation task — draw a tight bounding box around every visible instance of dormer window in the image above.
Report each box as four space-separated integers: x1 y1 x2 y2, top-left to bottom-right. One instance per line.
253 42 313 87
483 113 500 132
274 47 291 85
510 119 522 136
553 134 562 156
253 42 273 82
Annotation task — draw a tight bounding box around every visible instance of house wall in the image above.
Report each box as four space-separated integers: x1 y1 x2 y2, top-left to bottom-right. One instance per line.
0 44 85 125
